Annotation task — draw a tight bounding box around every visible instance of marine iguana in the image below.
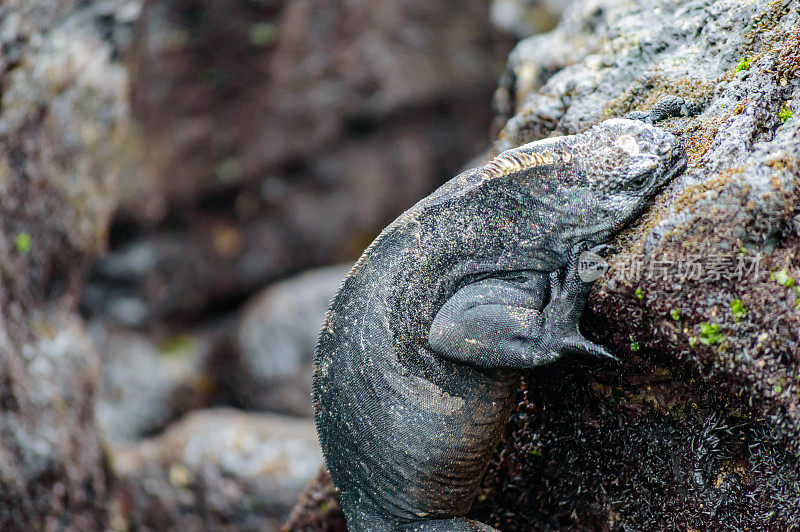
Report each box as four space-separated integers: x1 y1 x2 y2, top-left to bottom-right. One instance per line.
313 97 696 531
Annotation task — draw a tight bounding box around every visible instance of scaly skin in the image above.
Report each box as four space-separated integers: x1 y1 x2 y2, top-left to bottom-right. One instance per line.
313 99 694 531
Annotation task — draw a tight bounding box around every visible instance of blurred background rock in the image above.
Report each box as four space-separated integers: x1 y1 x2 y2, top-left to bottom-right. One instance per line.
2 0 567 529
81 0 523 328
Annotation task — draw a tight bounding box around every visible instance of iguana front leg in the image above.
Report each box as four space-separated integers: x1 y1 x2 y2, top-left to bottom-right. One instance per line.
429 241 616 368
542 241 617 360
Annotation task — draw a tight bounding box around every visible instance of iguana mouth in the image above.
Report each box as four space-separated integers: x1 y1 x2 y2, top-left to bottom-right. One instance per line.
663 150 687 185
653 145 687 191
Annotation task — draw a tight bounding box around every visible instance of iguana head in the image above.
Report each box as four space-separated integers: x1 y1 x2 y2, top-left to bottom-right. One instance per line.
476 117 686 258
574 118 686 216
550 117 686 246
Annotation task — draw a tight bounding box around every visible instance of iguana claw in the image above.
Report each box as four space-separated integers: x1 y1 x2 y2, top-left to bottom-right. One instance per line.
562 334 620 362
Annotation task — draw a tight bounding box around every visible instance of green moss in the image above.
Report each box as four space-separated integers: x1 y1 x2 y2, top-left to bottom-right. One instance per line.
772 269 795 287
15 232 31 254
735 56 752 72
158 335 196 357
698 322 722 345
670 309 681 321
249 22 277 48
729 299 745 321
778 103 793 123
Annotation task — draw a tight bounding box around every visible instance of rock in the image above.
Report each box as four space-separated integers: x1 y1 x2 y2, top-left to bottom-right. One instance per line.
234 264 351 416
0 0 141 527
473 0 800 529
291 0 800 529
81 0 508 326
0 312 108 530
282 469 347 532
490 0 570 38
89 320 214 442
110 408 323 530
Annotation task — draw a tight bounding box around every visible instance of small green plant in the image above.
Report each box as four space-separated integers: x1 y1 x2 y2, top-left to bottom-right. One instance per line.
249 22 277 48
635 287 644 299
15 232 31 254
159 335 196 357
629 334 641 352
772 269 796 287
698 322 722 345
735 56 752 72
729 299 746 321
779 103 793 123
670 309 681 321
773 384 783 394
688 336 698 348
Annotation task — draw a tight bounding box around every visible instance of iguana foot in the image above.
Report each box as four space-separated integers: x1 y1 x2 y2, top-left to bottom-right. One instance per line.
562 333 619 361
627 95 700 124
540 241 618 361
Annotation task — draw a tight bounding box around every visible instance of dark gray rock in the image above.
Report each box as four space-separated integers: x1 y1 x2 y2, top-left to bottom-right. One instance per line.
90 320 213 442
110 408 323 530
235 264 351 416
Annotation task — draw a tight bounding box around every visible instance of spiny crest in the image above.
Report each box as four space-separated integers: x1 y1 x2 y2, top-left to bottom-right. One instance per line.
481 150 566 179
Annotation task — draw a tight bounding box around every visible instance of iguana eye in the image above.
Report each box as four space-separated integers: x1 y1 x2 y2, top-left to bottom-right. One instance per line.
629 170 653 190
